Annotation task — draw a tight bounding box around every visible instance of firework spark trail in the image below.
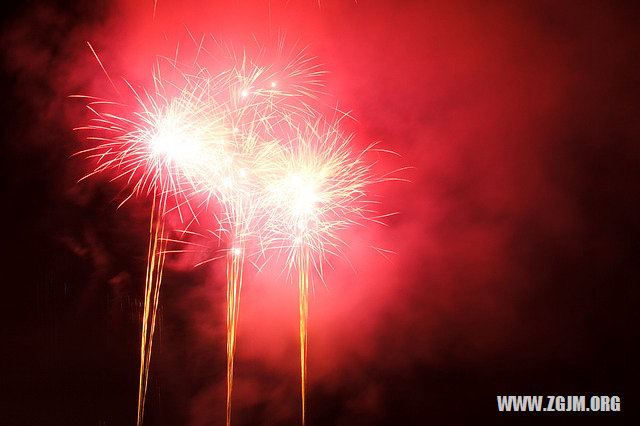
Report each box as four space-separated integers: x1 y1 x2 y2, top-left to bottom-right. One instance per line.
297 246 310 425
225 245 244 426
137 188 169 426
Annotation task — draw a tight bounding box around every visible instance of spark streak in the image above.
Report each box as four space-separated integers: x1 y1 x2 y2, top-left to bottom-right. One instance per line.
297 247 310 425
226 245 244 426
138 189 169 426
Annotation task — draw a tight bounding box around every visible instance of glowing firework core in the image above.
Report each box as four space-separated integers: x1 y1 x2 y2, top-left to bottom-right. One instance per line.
274 171 322 239
150 117 201 160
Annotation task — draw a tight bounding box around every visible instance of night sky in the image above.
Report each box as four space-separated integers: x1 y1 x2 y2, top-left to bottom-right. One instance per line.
1 1 639 425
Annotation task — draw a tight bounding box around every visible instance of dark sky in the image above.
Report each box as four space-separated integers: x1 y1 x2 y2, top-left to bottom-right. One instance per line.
1 1 639 425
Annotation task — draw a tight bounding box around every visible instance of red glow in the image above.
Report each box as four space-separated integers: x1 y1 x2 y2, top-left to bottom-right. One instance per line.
3 1 637 425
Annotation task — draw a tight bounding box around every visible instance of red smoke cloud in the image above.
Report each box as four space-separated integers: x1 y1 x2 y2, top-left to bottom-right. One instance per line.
1 1 638 425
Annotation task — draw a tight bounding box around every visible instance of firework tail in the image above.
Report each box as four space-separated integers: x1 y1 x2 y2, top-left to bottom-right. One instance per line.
137 189 169 426
297 247 310 425
226 240 245 426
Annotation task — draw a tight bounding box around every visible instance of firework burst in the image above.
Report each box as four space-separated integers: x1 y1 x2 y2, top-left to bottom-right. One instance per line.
74 56 238 425
72 35 395 426
259 117 384 424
